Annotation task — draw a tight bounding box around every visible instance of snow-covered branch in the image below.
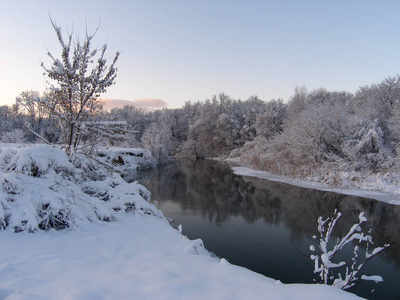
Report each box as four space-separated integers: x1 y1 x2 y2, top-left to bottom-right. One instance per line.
310 210 390 290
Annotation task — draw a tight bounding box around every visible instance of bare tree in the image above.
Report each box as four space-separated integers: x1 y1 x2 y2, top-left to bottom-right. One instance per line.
15 91 46 129
13 90 48 142
41 19 119 156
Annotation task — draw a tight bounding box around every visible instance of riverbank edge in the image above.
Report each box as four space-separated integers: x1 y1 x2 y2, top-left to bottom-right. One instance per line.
223 159 400 205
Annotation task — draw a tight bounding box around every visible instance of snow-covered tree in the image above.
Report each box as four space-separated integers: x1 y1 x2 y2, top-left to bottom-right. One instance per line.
13 90 50 142
262 90 351 167
254 98 286 139
352 76 400 139
141 121 174 164
181 94 249 157
343 119 393 170
107 105 152 142
214 112 241 152
0 105 17 138
41 19 119 156
238 96 267 142
183 99 219 157
286 85 307 118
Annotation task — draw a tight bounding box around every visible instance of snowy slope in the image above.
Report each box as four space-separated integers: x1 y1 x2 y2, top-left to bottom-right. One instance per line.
0 214 361 300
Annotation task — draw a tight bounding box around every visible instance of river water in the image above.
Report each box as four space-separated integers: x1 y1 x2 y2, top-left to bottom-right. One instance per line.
127 159 400 299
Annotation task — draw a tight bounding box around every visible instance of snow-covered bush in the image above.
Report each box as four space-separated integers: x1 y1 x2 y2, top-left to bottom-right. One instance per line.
310 210 389 290
0 129 25 144
343 119 394 171
0 144 161 232
3 144 73 177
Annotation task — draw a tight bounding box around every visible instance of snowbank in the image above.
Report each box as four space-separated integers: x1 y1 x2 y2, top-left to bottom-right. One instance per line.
0 214 361 299
0 144 159 232
95 147 152 171
232 166 400 204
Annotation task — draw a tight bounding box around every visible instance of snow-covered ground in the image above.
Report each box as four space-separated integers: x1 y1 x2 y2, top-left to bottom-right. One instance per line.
231 166 400 205
0 144 361 299
0 213 361 300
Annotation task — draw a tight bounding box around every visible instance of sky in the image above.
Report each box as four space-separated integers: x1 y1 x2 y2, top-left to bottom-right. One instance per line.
1 0 400 109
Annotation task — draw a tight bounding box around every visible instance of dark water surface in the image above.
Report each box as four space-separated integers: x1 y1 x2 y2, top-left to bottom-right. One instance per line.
127 159 400 299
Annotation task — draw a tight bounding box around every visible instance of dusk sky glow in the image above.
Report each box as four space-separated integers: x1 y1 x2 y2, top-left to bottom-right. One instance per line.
1 0 400 108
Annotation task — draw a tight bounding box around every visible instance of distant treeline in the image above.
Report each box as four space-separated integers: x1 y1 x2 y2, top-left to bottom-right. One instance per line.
2 75 400 178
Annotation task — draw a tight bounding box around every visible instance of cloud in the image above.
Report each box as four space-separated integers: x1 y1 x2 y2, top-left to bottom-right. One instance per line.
101 98 167 111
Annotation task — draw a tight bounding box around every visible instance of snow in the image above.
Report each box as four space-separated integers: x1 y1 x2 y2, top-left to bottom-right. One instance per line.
0 144 158 232
0 215 361 299
3 144 73 176
360 275 383 283
95 147 152 172
0 144 361 299
96 147 146 158
85 121 128 126
231 166 400 204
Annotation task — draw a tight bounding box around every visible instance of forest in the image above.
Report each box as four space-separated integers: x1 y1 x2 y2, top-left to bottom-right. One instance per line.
2 74 400 189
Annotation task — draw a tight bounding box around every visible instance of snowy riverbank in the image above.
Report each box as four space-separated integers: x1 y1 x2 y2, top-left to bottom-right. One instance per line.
231 166 400 205
0 213 362 300
0 144 361 299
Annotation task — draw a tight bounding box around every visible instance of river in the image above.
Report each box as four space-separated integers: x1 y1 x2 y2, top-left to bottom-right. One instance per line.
126 158 400 299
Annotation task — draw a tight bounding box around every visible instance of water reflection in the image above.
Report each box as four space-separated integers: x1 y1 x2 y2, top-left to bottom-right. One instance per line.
127 159 400 299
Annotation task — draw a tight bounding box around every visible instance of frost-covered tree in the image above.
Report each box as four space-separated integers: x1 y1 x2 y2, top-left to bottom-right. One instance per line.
14 90 48 142
265 90 352 166
286 85 307 118
254 99 286 139
389 107 400 168
214 112 241 152
237 89 357 175
183 98 219 157
0 105 17 138
343 77 400 170
106 105 152 142
343 119 394 170
41 19 119 156
238 96 267 142
182 94 248 157
15 91 46 129
351 76 400 147
142 121 174 164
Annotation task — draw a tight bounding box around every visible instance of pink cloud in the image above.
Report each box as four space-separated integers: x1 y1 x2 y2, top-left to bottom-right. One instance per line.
101 98 167 111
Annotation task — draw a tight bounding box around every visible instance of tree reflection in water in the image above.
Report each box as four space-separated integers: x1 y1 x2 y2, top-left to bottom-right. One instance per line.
127 159 400 300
